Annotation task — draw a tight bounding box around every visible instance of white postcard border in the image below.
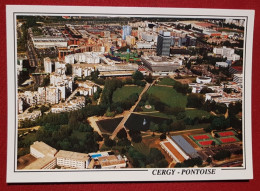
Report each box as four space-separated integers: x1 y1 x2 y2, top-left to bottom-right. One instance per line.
6 5 255 183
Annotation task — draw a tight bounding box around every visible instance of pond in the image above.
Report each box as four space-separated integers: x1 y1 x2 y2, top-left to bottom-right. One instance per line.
96 117 123 135
125 113 171 131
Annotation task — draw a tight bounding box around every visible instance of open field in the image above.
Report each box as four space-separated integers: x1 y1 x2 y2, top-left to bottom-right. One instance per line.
112 86 143 103
147 86 187 108
185 109 211 119
158 78 176 86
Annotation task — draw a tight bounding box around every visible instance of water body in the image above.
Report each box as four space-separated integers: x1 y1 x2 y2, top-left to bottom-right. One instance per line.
125 113 171 131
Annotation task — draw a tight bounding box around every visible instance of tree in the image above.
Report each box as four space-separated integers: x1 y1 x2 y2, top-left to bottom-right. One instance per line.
149 122 159 136
145 73 153 83
200 87 214 94
206 157 212 164
216 103 227 114
40 105 49 114
170 120 186 131
65 64 72 75
213 150 231 161
41 75 50 87
211 116 230 131
229 101 242 116
160 133 166 140
117 128 127 140
93 132 103 142
132 70 144 81
187 93 204 108
129 130 142 143
104 138 116 148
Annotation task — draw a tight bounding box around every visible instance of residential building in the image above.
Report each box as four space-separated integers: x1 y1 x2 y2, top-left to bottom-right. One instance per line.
126 35 136 46
44 57 52 73
56 150 90 169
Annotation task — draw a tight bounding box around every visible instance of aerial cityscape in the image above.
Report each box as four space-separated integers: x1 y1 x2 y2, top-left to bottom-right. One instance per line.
16 15 244 170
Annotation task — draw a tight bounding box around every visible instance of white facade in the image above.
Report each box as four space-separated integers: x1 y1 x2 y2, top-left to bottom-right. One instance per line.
196 76 212 84
216 62 229 68
32 36 67 48
126 35 136 46
55 150 90 169
44 57 52 73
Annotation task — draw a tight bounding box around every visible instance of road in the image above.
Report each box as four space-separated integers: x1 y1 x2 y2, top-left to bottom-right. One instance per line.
110 82 153 140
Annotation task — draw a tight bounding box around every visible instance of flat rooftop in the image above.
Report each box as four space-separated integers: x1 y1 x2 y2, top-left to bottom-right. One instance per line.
171 135 200 158
98 155 125 167
55 150 89 161
23 156 55 170
31 141 57 157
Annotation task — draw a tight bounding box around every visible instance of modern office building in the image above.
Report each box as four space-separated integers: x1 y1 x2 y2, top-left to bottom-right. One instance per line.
156 31 172 56
141 55 183 75
122 25 132 40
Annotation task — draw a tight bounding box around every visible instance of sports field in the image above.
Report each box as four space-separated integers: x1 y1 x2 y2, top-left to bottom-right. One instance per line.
217 136 240 144
215 130 237 137
189 133 220 147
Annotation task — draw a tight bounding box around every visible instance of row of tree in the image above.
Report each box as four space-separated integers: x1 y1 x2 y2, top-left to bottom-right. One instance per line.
128 147 168 168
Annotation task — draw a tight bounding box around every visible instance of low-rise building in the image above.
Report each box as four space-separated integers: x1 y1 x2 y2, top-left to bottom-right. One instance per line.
51 96 85 113
141 56 183 75
24 141 57 170
56 150 91 169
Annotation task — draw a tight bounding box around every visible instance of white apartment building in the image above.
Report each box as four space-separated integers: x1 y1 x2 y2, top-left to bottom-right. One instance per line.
55 150 90 169
77 80 98 96
55 61 66 74
44 57 52 73
50 73 73 93
65 54 75 65
72 64 94 78
213 46 240 61
51 96 85 113
126 35 136 46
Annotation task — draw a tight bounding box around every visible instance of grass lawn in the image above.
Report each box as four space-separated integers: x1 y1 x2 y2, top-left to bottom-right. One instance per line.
112 86 143 103
185 109 211 119
158 78 176 86
133 142 150 156
139 111 175 120
147 86 187 108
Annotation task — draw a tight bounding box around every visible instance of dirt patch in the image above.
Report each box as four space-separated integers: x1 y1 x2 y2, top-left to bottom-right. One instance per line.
17 154 37 169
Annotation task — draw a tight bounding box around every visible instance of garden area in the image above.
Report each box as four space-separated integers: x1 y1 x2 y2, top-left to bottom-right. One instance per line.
147 86 187 108
112 85 143 103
